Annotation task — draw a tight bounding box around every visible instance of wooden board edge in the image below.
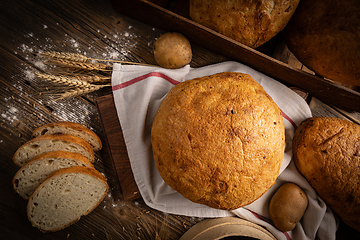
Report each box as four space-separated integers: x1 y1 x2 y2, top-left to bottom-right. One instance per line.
95 94 141 201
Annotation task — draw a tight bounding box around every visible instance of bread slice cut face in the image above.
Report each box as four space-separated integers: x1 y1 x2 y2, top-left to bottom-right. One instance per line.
13 134 94 166
27 166 108 232
13 151 94 200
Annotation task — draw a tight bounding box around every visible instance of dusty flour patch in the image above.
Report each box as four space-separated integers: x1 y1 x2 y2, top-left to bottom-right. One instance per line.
1 99 20 125
6 22 149 127
96 25 154 61
51 98 94 125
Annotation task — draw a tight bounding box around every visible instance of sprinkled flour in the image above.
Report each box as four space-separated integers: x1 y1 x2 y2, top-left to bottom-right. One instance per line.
1 106 19 123
4 21 156 128
51 98 94 126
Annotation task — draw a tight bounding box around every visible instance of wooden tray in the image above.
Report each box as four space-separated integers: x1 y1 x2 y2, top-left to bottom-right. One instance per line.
95 94 141 201
110 0 360 112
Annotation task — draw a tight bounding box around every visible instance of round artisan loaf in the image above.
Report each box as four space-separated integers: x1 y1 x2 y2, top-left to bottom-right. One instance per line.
283 0 360 86
32 121 102 151
293 117 360 232
189 0 300 48
27 166 108 232
13 151 94 200
151 72 285 210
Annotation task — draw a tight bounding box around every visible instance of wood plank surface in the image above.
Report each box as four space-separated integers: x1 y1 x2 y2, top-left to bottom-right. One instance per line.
0 0 205 239
0 0 359 239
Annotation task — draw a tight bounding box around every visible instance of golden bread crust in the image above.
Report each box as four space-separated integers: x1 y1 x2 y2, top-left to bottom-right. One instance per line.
32 121 102 151
283 0 360 86
44 166 107 184
189 0 300 48
13 134 95 166
151 72 285 210
293 117 360 232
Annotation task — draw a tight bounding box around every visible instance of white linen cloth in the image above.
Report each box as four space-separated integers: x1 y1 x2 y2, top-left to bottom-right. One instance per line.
111 61 338 240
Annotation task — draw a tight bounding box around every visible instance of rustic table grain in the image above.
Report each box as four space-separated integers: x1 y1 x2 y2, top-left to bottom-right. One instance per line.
0 0 359 239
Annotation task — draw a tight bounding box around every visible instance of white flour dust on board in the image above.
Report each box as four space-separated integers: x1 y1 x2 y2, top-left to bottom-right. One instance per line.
1 105 19 124
51 98 95 126
97 26 144 61
6 22 152 126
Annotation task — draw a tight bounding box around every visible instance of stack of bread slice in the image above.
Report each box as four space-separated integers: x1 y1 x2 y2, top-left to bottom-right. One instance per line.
12 121 108 232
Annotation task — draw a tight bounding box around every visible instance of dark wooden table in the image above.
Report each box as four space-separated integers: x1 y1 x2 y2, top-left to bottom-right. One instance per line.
1 0 359 239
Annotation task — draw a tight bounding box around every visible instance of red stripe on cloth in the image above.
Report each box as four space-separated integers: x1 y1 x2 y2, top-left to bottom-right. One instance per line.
250 210 293 240
112 72 181 91
283 231 292 240
113 72 298 131
281 110 297 129
267 95 297 130
251 211 264 221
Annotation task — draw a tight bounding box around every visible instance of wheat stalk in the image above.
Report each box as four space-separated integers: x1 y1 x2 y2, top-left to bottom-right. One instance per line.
80 75 110 84
37 72 111 85
40 51 153 66
36 73 92 87
40 51 88 62
47 84 111 100
69 73 111 84
35 51 154 101
49 58 111 71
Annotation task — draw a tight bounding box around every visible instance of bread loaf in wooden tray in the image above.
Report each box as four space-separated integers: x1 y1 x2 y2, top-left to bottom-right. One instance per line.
189 0 300 48
283 0 360 86
110 0 360 112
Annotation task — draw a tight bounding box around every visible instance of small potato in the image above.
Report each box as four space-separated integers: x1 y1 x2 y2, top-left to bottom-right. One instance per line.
153 32 192 69
269 183 308 232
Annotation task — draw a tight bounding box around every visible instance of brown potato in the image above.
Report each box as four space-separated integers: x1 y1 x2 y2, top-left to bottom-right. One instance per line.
153 32 192 69
269 183 308 232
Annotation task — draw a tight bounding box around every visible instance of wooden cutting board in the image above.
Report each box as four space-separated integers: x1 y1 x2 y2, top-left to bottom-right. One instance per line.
95 94 141 201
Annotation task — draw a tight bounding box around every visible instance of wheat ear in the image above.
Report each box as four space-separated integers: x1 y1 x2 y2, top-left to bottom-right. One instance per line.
40 51 154 66
72 74 111 84
36 73 91 87
48 58 111 71
40 51 88 62
48 84 111 100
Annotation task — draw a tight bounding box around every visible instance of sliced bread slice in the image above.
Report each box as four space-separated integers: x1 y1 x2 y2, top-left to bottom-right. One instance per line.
32 121 102 151
27 166 108 232
13 151 94 200
13 134 95 167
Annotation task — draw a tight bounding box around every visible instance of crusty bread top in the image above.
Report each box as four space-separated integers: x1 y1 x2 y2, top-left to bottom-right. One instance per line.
32 121 102 151
283 0 360 86
13 134 95 166
13 151 94 200
293 117 360 232
151 72 285 210
27 166 108 232
190 0 300 48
